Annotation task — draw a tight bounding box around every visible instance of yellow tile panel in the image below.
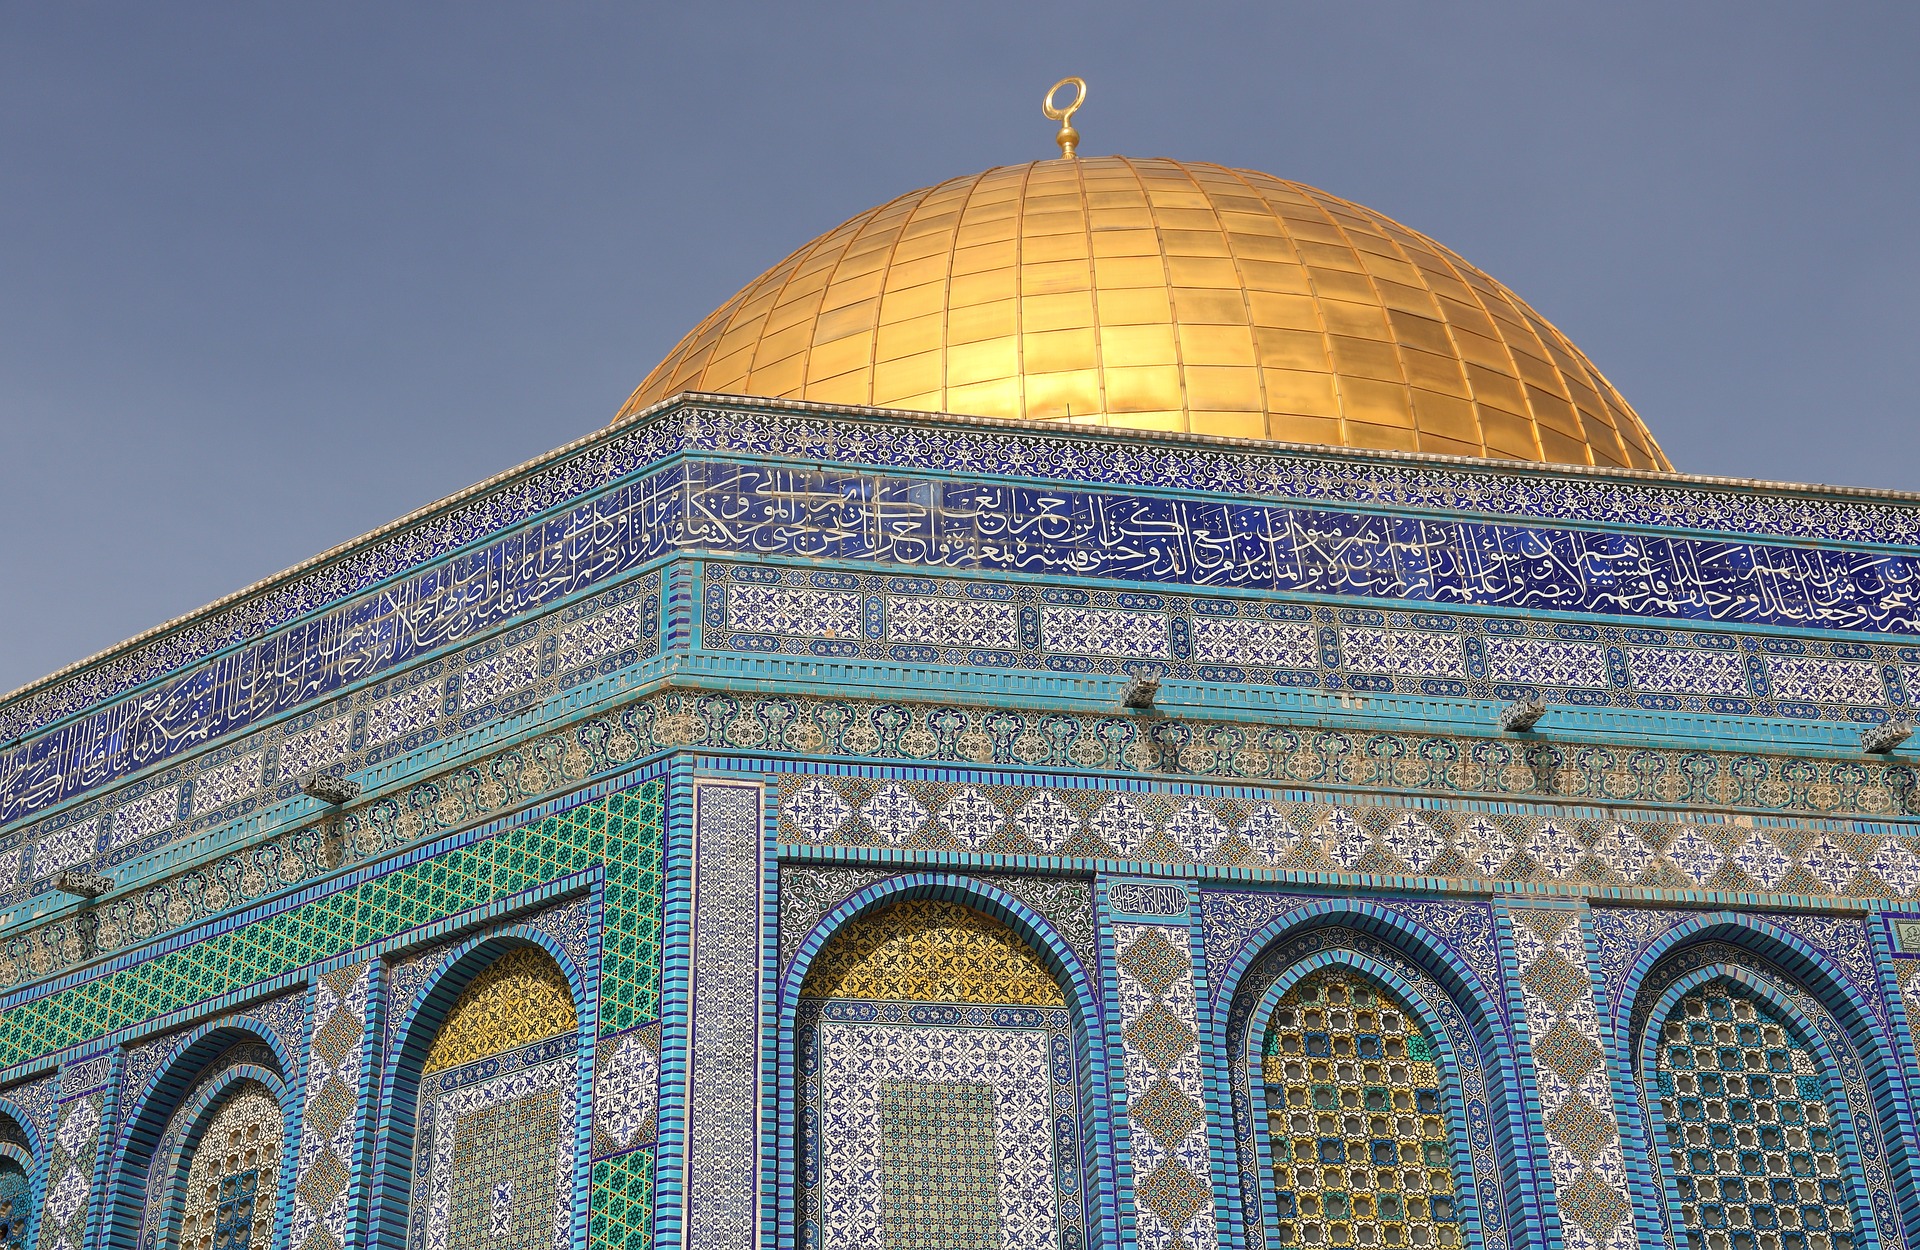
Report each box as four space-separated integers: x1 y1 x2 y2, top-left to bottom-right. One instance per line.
617 156 1670 470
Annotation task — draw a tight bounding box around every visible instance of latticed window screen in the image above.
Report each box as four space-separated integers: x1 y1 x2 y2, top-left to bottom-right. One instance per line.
0 1159 26 1250
1653 980 1860 1250
1260 969 1462 1248
177 1082 282 1250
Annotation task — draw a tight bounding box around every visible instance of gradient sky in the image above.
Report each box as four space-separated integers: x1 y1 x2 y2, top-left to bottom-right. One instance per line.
3 2 1917 696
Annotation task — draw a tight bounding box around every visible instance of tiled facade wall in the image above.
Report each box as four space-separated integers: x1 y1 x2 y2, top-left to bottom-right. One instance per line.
5 402 1920 1250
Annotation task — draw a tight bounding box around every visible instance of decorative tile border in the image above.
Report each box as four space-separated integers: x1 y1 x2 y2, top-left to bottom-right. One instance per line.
685 780 762 1250
705 561 1918 723
772 771 1920 906
1503 907 1633 1250
12 685 1920 994
13 398 1920 760
17 399 1920 842
0 574 659 900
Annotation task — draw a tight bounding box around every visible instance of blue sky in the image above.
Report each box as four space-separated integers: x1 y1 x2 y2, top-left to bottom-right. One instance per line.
2 2 1916 694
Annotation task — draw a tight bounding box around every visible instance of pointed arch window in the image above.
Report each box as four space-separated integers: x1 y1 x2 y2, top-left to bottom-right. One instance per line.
175 1081 282 1250
403 944 581 1250
1652 978 1862 1250
1260 968 1462 1249
795 898 1091 1250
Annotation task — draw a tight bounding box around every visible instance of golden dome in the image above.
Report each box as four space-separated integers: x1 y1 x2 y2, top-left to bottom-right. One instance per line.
618 156 1670 470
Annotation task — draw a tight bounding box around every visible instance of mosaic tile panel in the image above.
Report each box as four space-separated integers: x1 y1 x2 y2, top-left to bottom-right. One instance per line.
0 1072 56 1162
799 899 1064 1006
686 781 761 1250
1651 980 1863 1250
1259 968 1463 1250
11 399 1920 772
797 1001 1083 1250
40 1089 104 1250
878 1079 1002 1250
2 731 666 998
591 1022 660 1161
0 575 659 901
1505 908 1633 1250
702 562 1918 724
589 1150 655 1250
1115 918 1218 1250
0 778 662 1072
290 964 370 1250
1224 926 1509 1250
409 1035 575 1250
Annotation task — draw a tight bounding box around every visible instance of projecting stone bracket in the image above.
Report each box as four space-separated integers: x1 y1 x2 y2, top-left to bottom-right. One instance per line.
302 773 363 805
52 870 113 899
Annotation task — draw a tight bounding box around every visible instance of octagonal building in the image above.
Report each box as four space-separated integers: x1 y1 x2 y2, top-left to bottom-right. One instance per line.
3 136 1918 1250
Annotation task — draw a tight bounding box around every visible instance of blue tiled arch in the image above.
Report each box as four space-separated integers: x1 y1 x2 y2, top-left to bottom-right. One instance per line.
773 871 1122 1250
1638 962 1884 1250
1617 916 1920 1250
105 1023 293 1250
1207 899 1536 1250
0 1100 39 1250
366 924 594 1250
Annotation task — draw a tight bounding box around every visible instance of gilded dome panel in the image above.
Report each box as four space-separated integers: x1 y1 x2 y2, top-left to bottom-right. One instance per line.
618 156 1669 470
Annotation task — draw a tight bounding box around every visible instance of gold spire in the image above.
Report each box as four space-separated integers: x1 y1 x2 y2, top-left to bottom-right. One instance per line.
1043 77 1086 159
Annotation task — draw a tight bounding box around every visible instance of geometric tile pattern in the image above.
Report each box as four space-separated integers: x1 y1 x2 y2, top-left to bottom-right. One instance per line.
798 899 1064 1006
290 964 369 1250
773 773 1920 906
798 1001 1081 1250
1115 920 1217 1250
776 865 1097 978
877 1079 1003 1250
1507 907 1634 1250
10 675 1920 993
423 946 579 1074
1651 980 1861 1250
1259 968 1461 1250
134 1040 285 1250
704 561 1913 724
